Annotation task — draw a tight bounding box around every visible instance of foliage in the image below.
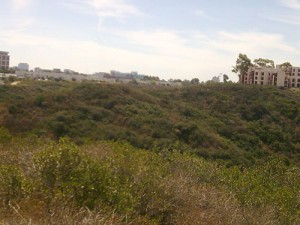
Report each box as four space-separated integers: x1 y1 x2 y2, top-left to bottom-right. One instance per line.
0 81 299 166
232 53 252 75
0 126 12 143
253 58 275 68
220 158 300 223
0 165 31 204
34 138 111 209
223 74 229 82
279 62 292 72
0 138 299 224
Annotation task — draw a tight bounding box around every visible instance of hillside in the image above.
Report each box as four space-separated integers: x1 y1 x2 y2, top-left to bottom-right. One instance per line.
0 138 299 224
0 80 299 166
0 80 300 224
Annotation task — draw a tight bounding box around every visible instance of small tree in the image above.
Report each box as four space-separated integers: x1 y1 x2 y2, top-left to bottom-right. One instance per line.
191 78 199 85
232 53 252 75
223 74 229 83
279 62 292 73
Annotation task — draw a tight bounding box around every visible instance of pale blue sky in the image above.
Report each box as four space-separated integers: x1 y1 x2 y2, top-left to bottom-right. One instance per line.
1 0 300 81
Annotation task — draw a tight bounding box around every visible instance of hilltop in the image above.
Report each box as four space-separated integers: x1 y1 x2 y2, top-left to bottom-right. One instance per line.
0 80 299 166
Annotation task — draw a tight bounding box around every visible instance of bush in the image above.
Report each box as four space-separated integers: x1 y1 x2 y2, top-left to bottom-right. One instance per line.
34 138 109 208
0 126 12 143
0 165 30 205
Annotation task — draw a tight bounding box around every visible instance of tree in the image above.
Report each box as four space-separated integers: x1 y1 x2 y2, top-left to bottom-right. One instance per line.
253 58 275 68
278 62 292 73
232 54 252 75
223 74 229 83
191 78 199 84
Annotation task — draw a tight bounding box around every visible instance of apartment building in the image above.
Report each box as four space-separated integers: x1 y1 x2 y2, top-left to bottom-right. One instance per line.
239 67 284 87
286 67 300 88
18 63 29 71
0 51 10 70
239 66 300 88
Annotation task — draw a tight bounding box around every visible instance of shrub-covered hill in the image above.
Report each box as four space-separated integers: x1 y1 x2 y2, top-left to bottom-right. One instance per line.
0 138 299 224
0 80 299 166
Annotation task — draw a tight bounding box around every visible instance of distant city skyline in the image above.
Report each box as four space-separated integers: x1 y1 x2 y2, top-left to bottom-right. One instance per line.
1 0 300 81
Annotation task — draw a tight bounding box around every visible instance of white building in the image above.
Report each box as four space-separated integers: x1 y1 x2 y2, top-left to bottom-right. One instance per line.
211 76 220 83
240 66 286 87
18 63 29 71
15 68 87 81
286 67 300 88
0 51 10 70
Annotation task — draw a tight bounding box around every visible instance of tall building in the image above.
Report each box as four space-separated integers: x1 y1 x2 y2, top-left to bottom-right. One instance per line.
18 63 29 71
286 67 300 88
239 65 300 88
0 51 10 70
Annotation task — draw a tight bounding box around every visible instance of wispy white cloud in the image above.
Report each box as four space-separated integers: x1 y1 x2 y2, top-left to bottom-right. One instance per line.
1 24 297 82
195 10 204 16
265 14 300 26
280 0 300 10
62 0 143 30
88 0 141 17
11 0 34 12
206 31 296 54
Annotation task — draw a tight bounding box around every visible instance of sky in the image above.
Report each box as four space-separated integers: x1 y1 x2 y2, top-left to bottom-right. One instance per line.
1 0 300 81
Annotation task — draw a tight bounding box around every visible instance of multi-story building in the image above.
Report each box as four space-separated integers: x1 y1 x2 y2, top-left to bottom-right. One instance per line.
0 51 10 70
18 63 29 71
239 65 300 88
286 67 300 88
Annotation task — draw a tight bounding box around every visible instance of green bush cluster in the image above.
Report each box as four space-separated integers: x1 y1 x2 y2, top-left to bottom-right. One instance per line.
0 138 299 224
0 81 299 166
220 158 300 224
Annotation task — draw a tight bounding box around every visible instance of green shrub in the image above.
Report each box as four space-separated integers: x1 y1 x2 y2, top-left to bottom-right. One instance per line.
0 127 12 143
34 138 109 208
0 165 30 204
220 158 300 224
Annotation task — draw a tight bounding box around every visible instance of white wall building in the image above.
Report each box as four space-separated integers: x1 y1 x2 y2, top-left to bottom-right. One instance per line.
211 76 220 83
240 66 286 87
18 63 29 71
287 67 300 88
0 51 10 70
15 68 87 81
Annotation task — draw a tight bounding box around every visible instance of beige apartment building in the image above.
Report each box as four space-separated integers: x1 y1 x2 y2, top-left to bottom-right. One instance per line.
0 51 10 70
286 67 300 88
239 66 300 88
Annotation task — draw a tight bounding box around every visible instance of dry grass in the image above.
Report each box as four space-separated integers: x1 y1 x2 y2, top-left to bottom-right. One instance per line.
0 140 297 225
162 172 277 225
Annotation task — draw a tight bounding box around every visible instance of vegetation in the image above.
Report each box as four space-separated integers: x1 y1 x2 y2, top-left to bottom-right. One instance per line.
253 58 275 68
0 80 299 223
0 136 299 224
0 80 299 166
232 53 252 75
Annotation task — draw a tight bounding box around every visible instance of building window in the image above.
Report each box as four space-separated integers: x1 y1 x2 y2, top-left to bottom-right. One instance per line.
261 81 264 85
262 72 264 75
255 81 257 84
256 72 258 75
